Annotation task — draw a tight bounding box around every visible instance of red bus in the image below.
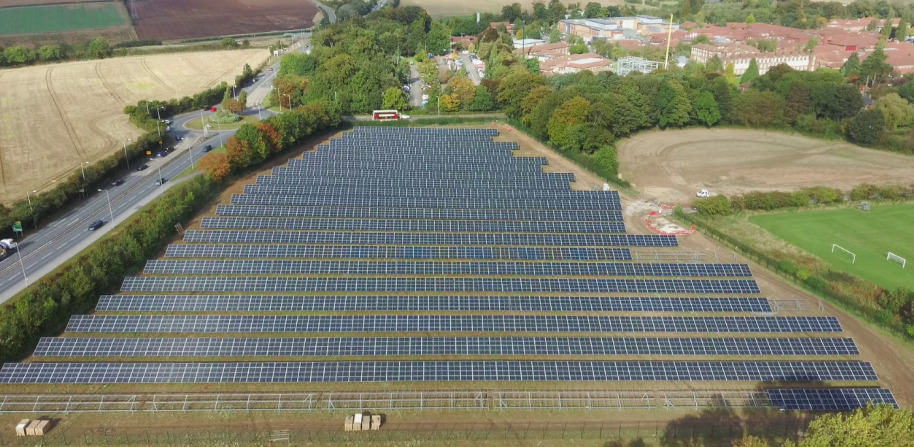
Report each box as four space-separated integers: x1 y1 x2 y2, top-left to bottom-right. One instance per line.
372 109 400 121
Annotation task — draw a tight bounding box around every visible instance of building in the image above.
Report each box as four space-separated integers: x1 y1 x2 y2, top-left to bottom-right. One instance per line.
513 38 546 49
558 16 679 42
518 42 571 60
489 22 515 34
540 53 614 76
690 43 816 75
827 17 900 33
451 35 477 49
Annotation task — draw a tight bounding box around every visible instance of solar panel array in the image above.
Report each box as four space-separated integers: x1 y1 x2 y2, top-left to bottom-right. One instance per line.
0 127 890 407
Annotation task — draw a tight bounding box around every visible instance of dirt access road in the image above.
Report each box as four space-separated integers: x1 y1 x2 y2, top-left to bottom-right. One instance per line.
617 128 914 206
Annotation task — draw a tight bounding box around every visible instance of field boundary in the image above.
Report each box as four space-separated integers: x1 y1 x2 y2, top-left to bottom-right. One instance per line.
0 390 774 413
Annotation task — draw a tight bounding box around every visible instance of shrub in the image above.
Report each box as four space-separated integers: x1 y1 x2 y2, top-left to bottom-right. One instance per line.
694 195 733 216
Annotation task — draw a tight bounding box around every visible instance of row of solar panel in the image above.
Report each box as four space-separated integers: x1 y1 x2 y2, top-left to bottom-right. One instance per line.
271 166 567 180
143 260 752 278
119 277 759 294
215 206 620 222
345 128 498 136
255 174 576 189
183 231 677 247
66 315 840 334
163 245 634 261
287 159 547 171
242 185 616 201
310 143 519 155
231 195 623 210
95 295 771 313
34 336 860 357
767 388 897 410
0 361 878 384
198 217 628 233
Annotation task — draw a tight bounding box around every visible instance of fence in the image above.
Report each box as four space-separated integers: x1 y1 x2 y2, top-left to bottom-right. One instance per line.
0 390 772 414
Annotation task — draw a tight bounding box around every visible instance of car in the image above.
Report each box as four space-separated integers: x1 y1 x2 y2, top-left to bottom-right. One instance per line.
87 219 105 231
156 152 165 158
696 189 711 198
203 145 214 152
112 179 124 186
400 114 411 120
211 107 217 112
268 67 273 71
136 164 148 171
155 178 167 186
165 126 171 131
175 136 183 141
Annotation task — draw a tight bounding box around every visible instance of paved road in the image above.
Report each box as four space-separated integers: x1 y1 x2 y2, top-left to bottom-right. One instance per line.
0 48 296 304
460 53 482 86
311 0 337 23
408 64 424 108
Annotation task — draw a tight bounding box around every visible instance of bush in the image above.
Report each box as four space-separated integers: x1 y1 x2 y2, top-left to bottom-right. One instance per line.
778 259 797 275
805 275 830 292
694 195 733 216
592 146 618 174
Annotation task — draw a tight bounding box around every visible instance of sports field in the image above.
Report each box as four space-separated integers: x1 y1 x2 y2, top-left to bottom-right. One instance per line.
0 2 127 35
750 205 914 290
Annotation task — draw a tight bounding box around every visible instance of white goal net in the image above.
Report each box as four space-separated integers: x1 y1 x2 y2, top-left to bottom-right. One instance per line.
831 244 856 264
887 252 907 268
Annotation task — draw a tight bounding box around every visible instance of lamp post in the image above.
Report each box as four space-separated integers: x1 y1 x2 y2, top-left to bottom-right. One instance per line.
123 138 131 169
187 145 195 170
80 161 90 182
216 120 224 147
157 164 163 186
98 188 114 223
283 94 292 112
257 103 262 119
16 246 27 286
26 190 35 215
155 106 164 138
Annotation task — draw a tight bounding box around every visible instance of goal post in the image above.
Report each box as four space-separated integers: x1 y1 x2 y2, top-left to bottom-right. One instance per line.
831 244 856 264
887 252 907 268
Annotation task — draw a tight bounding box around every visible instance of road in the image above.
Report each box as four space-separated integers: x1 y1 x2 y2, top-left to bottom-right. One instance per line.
0 43 303 304
460 53 482 86
408 64 424 108
311 0 336 23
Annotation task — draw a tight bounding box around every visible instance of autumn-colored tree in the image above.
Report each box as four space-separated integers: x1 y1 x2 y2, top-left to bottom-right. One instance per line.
547 96 592 151
439 93 461 111
255 122 283 153
198 152 231 182
223 98 244 114
225 136 255 171
447 77 476 110
797 404 914 446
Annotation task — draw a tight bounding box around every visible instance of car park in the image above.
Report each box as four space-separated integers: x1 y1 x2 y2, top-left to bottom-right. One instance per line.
87 219 105 231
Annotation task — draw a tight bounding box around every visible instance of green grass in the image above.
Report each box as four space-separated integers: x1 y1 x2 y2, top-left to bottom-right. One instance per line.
750 204 914 290
0 3 127 35
184 114 260 130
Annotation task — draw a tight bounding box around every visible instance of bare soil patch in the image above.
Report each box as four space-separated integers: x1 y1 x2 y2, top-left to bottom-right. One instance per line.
0 49 270 205
129 0 317 41
616 128 914 206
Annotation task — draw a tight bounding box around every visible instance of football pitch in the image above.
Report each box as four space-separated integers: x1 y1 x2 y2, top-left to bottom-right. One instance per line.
750 205 914 290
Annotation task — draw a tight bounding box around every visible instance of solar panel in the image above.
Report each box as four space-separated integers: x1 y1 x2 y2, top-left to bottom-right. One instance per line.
35 336 859 357
183 231 678 247
767 388 897 410
214 206 623 221
163 245 634 261
143 260 752 278
230 194 622 210
119 276 760 294
254 175 575 189
0 361 878 384
242 185 616 201
198 217 627 233
271 166 574 180
66 315 841 334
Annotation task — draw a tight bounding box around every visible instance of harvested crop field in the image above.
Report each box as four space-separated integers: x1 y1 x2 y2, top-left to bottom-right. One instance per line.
128 0 318 41
0 2 128 35
401 0 629 17
0 49 270 205
617 128 914 205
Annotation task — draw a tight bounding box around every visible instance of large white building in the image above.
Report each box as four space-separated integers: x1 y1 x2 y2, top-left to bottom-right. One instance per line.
558 15 679 42
690 43 816 75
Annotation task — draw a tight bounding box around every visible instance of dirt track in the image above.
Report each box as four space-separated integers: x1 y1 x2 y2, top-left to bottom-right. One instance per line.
617 128 914 205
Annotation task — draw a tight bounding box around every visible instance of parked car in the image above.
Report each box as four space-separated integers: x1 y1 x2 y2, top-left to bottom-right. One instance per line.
155 178 167 186
112 179 124 187
87 219 105 231
696 189 711 198
136 164 148 171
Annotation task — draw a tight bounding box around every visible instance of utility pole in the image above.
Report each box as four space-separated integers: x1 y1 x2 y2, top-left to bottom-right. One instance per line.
663 14 674 70
123 138 131 169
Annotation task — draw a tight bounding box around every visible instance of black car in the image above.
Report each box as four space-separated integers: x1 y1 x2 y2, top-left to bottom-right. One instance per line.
155 178 167 186
203 145 214 152
137 164 148 171
112 179 124 186
88 219 105 231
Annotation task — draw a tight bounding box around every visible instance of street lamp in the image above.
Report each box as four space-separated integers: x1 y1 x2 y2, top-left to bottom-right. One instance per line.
200 109 208 137
283 94 292 112
123 138 132 169
26 190 35 215
98 188 114 223
80 161 90 182
187 145 195 170
157 164 163 187
16 246 27 286
256 102 262 119
155 106 165 138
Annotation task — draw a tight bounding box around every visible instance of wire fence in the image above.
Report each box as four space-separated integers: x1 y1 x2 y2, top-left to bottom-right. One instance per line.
0 390 772 414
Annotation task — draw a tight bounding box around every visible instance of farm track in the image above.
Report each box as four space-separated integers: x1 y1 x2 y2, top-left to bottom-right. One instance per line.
44 67 86 160
141 59 177 94
95 62 127 107
181 55 209 78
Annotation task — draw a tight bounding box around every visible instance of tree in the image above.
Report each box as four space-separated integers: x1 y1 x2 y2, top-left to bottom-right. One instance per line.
469 85 495 111
655 79 692 128
570 43 588 54
417 60 438 84
693 91 721 126
549 27 562 43
427 21 451 55
732 90 784 127
784 81 814 124
873 93 914 129
724 62 738 86
841 51 860 77
882 19 894 38
223 99 244 114
439 93 460 111
255 122 282 154
733 436 770 447
501 3 522 22
448 77 476 109
584 1 603 18
740 58 760 83
225 137 254 171
746 13 756 24
867 18 879 31
239 90 248 108
87 38 111 58
38 45 63 61
198 153 231 182
2 46 35 64
799 404 914 446
498 71 546 118
705 55 723 73
547 96 592 151
860 43 894 82
847 108 885 146
897 19 910 41
382 87 409 110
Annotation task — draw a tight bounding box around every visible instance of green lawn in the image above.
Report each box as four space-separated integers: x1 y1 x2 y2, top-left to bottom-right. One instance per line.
750 205 914 290
0 3 127 35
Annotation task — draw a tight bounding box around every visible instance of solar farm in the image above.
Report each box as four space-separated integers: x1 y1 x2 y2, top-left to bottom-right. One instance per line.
0 127 897 413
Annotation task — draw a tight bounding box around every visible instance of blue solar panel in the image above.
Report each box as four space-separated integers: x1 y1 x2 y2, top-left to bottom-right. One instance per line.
767 388 897 410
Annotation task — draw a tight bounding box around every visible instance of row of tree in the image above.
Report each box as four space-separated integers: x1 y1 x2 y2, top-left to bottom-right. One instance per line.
0 38 113 67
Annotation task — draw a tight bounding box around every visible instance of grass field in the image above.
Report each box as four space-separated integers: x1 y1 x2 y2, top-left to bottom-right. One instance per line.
0 2 127 35
750 205 914 290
